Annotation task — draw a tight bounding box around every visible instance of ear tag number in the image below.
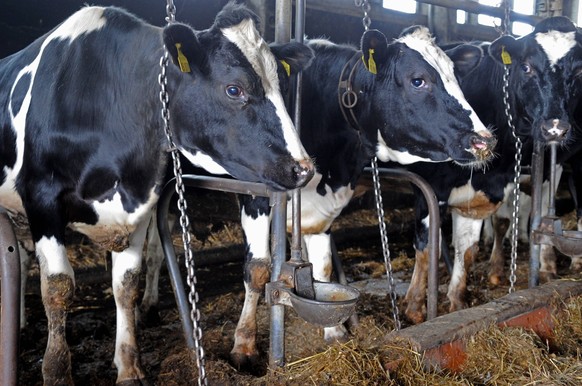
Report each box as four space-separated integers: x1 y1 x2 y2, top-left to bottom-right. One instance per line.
501 46 512 65
175 43 191 73
280 60 291 77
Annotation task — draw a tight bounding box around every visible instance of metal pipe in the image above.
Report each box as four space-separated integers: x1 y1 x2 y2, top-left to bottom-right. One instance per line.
419 0 542 26
366 167 440 320
269 191 287 367
0 208 20 386
529 140 545 287
548 142 558 217
275 0 292 44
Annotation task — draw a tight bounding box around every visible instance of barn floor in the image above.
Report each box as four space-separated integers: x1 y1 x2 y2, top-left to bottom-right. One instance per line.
14 180 582 385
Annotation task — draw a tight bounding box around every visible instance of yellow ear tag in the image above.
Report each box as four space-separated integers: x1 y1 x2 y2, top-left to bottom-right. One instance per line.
280 60 291 77
501 46 512 65
175 43 191 73
363 48 377 74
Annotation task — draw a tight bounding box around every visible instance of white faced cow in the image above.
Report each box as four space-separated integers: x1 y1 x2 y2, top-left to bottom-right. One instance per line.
228 26 497 369
396 16 582 325
0 3 314 385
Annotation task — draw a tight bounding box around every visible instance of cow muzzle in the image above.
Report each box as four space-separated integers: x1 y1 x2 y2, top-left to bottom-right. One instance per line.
294 159 315 188
469 130 497 162
541 119 570 141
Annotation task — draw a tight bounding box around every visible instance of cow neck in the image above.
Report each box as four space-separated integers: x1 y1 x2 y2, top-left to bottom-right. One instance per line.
338 50 365 136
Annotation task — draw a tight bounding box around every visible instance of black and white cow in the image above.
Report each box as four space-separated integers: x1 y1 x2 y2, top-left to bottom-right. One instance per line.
228 26 497 368
0 3 315 384
399 16 582 324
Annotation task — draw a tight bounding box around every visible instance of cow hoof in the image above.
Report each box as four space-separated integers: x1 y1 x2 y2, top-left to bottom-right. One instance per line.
230 350 260 371
449 300 467 313
488 272 505 286
137 305 161 327
116 379 150 386
404 307 426 325
539 271 558 283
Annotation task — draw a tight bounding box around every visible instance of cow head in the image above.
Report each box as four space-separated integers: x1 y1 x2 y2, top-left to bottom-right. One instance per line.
487 16 582 143
360 26 495 167
162 2 314 191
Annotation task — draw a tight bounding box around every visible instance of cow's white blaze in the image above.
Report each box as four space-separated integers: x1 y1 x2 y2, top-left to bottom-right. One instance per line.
397 27 488 135
221 18 309 162
376 131 445 164
535 30 576 69
2 7 107 215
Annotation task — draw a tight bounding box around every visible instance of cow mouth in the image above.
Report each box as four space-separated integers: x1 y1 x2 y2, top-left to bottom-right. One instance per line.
469 131 497 162
541 119 571 142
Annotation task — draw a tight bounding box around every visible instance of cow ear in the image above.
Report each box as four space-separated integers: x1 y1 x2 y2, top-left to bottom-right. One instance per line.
163 23 207 74
269 42 315 76
445 44 484 77
361 29 388 74
489 35 520 65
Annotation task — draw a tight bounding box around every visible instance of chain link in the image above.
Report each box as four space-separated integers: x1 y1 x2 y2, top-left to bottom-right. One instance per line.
371 157 401 330
502 64 522 293
160 1 207 383
355 0 371 31
502 0 512 35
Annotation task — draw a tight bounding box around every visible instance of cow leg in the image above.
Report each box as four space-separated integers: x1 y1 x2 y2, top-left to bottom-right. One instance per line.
36 236 75 386
231 196 271 369
139 209 176 323
488 214 510 286
404 247 429 324
111 218 149 384
18 243 32 329
448 213 482 312
304 232 348 342
571 218 582 272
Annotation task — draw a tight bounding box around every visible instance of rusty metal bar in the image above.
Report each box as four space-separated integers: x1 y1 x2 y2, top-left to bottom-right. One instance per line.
365 167 440 320
0 207 20 386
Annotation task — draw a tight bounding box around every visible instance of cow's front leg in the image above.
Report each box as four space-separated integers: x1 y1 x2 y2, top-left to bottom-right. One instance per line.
304 232 348 342
37 236 75 386
231 197 271 369
448 213 482 312
112 218 149 384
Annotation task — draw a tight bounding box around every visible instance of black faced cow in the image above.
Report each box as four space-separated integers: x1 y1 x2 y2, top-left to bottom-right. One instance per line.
0 4 314 384
398 16 582 325
228 26 497 368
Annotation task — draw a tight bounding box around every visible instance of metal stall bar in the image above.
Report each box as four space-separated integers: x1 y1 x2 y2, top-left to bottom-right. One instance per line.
529 141 544 287
269 0 293 369
0 208 20 386
364 167 440 320
157 175 271 350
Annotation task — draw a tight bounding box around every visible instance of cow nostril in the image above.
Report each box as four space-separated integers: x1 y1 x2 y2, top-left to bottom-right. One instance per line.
294 159 314 186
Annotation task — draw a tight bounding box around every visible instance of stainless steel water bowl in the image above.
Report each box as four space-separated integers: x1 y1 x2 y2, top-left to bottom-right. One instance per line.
289 282 360 327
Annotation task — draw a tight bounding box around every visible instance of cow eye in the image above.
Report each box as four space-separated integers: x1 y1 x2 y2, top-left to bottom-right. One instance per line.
411 78 425 88
520 63 532 74
225 85 244 98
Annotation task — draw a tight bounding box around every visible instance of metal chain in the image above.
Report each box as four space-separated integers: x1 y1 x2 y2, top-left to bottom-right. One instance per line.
160 1 207 384
502 64 522 293
502 0 512 35
355 0 399 329
371 157 401 330
355 0 371 31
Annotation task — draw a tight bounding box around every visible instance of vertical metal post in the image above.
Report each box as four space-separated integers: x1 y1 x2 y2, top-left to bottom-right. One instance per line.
269 191 287 367
0 208 20 386
529 140 544 287
269 0 293 368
